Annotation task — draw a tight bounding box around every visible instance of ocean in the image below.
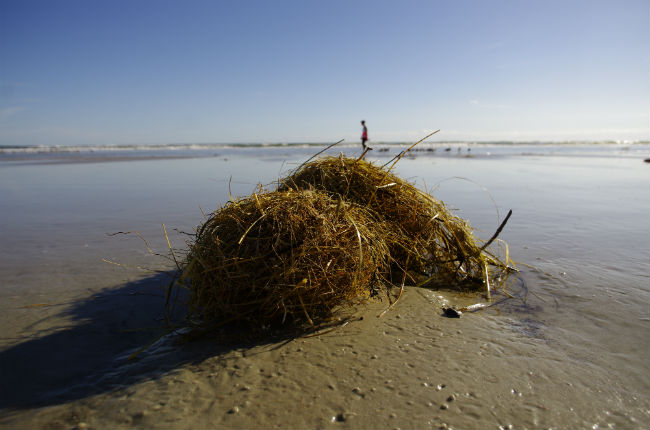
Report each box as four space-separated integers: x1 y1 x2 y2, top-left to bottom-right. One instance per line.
1 140 648 163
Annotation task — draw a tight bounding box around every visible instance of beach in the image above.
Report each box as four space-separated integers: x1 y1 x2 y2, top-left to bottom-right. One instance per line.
1 143 649 429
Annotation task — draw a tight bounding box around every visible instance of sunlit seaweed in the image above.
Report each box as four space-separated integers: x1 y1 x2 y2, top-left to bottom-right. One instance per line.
279 154 491 289
173 144 513 332
181 188 390 328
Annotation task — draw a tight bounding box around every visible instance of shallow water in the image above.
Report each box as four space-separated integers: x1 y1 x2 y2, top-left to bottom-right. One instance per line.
0 144 648 429
395 155 650 415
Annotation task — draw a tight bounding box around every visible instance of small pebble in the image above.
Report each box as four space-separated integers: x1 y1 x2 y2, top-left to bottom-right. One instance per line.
76 423 89 430
228 406 239 414
447 394 455 402
440 404 448 410
443 307 461 318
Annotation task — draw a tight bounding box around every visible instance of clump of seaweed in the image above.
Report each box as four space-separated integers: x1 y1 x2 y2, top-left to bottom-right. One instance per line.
182 188 390 328
174 138 513 332
279 154 489 289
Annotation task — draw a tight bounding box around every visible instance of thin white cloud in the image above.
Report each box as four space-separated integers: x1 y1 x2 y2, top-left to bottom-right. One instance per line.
469 99 510 109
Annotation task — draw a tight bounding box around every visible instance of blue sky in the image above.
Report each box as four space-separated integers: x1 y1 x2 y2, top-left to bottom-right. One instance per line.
0 0 648 145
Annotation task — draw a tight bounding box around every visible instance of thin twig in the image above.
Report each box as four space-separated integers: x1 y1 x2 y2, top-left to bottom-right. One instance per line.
379 255 409 318
356 146 371 162
238 213 267 245
382 150 404 169
484 263 491 300
228 175 236 203
106 230 158 256
162 223 179 268
479 209 513 252
295 139 345 172
386 130 440 173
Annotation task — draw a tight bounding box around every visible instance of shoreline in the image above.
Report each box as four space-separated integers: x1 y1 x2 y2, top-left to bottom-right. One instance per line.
1 141 649 167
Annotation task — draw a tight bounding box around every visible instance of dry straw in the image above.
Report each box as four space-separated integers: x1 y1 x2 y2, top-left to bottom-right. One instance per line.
173 137 514 332
183 189 389 328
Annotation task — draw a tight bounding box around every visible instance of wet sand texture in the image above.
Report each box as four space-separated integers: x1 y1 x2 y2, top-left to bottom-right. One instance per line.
0 147 648 429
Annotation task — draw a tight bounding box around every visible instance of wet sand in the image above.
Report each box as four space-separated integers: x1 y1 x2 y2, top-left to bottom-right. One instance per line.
1 147 648 429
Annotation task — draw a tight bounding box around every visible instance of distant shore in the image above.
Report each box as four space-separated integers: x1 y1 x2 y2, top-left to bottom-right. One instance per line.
2 141 649 167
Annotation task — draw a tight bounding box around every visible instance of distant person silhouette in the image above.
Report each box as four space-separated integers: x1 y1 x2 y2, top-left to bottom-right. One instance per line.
361 120 371 150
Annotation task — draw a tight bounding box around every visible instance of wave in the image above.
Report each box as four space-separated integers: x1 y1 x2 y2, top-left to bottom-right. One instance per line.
0 142 330 154
1 140 648 154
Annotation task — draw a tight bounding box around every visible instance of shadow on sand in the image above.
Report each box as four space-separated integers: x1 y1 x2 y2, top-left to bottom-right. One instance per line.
0 269 536 411
0 273 287 410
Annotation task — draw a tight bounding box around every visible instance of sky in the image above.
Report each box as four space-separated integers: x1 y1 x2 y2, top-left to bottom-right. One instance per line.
0 0 648 146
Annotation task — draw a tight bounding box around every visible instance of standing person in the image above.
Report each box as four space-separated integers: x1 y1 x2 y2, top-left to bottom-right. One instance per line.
361 120 371 150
